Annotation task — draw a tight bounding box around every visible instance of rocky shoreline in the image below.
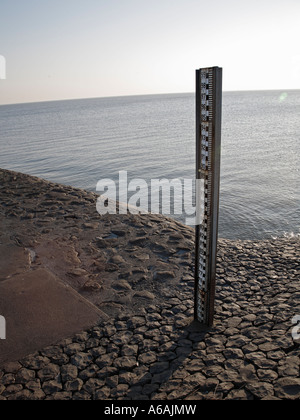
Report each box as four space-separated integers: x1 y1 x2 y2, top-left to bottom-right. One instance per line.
0 168 299 400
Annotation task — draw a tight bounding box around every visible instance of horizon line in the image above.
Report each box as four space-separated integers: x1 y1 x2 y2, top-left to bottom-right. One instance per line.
1 88 299 107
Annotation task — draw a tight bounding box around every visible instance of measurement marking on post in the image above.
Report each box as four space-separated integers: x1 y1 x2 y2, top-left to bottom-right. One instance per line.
195 67 222 327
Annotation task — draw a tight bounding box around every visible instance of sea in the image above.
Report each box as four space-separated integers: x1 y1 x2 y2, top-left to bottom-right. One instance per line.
0 90 299 241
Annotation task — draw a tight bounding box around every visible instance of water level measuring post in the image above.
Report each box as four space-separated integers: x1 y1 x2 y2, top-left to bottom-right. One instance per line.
195 67 223 327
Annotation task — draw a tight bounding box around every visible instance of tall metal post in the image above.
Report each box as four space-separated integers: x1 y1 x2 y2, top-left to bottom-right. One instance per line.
195 67 222 327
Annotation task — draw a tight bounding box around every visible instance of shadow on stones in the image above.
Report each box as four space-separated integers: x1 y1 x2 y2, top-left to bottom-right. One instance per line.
127 320 211 400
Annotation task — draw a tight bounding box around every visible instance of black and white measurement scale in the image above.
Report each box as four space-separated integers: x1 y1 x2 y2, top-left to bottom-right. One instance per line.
195 67 223 327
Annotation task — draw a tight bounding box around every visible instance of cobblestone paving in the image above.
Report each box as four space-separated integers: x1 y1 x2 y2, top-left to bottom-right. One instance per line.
1 236 299 400
0 169 299 400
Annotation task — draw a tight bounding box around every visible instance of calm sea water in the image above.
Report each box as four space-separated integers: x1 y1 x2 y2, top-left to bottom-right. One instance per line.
0 91 299 240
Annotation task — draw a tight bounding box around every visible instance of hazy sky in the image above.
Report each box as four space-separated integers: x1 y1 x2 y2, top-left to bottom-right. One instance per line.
0 0 300 104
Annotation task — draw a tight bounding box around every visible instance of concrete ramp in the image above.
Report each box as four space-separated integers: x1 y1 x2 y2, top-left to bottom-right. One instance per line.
0 244 31 280
0 268 107 366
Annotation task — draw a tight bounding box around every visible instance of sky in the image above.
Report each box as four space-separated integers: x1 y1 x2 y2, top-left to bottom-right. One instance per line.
0 0 300 105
